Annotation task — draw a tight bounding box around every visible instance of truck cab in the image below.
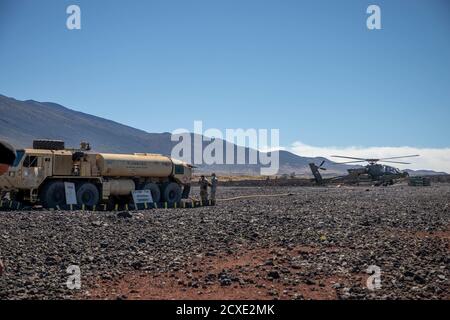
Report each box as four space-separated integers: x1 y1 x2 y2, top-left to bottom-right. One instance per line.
0 148 63 202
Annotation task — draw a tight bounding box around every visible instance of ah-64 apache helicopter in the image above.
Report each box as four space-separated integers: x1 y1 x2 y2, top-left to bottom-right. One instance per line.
309 155 420 186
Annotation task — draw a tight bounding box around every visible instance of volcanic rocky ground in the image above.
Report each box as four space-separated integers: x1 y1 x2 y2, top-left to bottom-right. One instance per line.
0 184 448 300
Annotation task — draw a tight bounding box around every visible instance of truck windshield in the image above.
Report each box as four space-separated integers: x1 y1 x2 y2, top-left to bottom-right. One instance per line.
12 150 25 167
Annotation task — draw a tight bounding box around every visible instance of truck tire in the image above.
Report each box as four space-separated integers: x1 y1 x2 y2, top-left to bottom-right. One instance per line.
161 182 181 204
33 139 65 150
141 182 161 203
40 181 66 208
181 184 191 199
76 182 100 206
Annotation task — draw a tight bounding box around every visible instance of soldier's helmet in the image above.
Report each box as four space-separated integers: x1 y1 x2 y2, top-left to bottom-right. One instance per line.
201 175 205 178
212 173 216 177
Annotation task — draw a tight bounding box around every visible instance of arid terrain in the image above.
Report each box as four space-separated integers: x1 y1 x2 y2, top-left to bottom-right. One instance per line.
0 184 448 300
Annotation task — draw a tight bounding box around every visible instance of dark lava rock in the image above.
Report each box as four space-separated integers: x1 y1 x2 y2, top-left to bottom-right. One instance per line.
117 211 132 218
0 184 449 300
414 274 426 284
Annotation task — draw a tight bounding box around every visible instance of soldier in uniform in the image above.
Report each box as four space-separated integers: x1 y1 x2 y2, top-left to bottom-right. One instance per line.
0 140 16 276
210 173 218 203
198 175 211 204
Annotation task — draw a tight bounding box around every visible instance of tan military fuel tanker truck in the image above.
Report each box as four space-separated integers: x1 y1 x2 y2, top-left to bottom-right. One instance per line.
0 140 193 208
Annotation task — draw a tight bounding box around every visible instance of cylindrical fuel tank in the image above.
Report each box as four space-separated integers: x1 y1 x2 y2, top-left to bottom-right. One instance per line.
109 179 136 195
96 153 173 177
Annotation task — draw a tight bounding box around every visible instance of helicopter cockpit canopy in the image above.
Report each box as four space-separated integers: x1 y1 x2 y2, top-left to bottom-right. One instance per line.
383 166 402 174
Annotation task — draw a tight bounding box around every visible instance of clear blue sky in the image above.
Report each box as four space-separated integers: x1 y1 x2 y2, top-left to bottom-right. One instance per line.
1 0 449 149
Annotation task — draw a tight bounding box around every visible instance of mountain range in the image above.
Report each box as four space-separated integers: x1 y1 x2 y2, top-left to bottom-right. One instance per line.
0 94 444 176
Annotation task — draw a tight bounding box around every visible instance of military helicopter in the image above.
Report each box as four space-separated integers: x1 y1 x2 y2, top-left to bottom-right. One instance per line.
309 155 420 186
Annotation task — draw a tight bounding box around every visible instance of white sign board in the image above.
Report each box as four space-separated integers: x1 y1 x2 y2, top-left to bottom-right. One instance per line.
132 190 153 206
64 182 77 205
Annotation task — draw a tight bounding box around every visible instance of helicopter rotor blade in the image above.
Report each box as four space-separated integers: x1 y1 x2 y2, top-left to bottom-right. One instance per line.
335 160 368 164
379 160 411 165
378 155 419 160
331 155 368 161
319 167 327 171
332 155 419 165
319 160 325 167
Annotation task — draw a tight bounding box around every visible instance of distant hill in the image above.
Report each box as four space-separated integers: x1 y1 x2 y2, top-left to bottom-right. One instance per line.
0 94 173 154
0 94 443 176
404 169 448 176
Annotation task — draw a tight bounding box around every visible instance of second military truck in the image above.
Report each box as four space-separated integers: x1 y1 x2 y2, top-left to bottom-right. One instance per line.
0 140 193 208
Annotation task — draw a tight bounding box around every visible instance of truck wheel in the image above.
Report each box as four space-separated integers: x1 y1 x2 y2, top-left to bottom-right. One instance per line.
181 184 191 199
142 183 161 203
41 181 66 208
76 183 100 206
161 182 181 204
